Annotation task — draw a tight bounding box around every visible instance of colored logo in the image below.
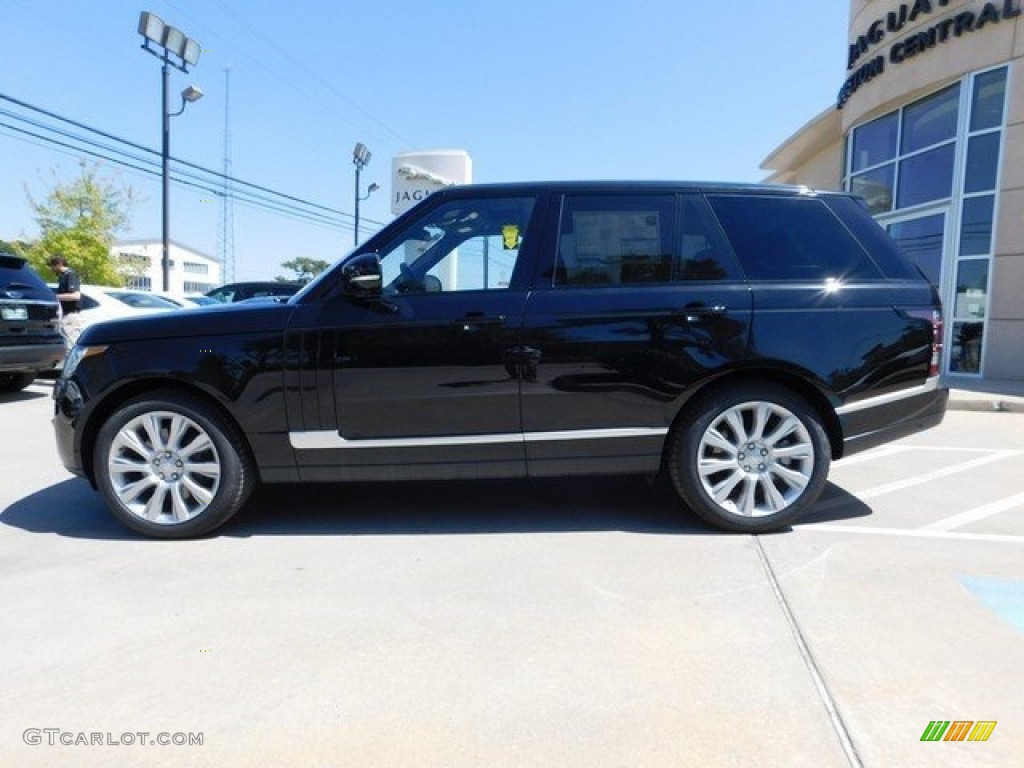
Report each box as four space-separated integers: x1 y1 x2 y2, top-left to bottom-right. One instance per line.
920 720 997 742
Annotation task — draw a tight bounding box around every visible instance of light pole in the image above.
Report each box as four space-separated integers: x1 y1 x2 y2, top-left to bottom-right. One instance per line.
138 12 202 291
352 142 375 247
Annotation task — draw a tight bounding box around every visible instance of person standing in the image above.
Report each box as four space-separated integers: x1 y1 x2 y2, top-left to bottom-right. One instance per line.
48 255 82 345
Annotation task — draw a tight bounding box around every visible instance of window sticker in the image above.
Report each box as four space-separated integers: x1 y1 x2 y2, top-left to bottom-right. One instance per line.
502 224 521 250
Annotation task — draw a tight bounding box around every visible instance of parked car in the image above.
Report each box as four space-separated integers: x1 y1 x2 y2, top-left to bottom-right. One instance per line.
54 181 948 538
152 292 218 308
49 284 179 331
205 281 302 303
103 289 183 311
0 253 64 392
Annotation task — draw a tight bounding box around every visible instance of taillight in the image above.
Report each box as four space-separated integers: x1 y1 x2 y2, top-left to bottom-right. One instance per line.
902 307 943 377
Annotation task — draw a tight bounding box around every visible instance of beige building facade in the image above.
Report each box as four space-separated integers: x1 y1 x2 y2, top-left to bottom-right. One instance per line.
763 0 1023 382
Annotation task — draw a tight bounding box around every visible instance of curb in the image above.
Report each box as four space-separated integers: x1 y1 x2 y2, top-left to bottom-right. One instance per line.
947 394 1024 414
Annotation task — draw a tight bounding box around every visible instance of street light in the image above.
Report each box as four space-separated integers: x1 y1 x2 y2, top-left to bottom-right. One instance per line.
352 142 375 247
138 11 202 291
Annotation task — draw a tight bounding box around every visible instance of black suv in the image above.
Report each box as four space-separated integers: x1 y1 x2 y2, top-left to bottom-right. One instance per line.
1 253 64 392
53 182 947 538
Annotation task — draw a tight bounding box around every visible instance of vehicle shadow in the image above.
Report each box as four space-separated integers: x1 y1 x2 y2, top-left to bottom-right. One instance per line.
0 387 51 404
1 476 873 540
0 478 136 540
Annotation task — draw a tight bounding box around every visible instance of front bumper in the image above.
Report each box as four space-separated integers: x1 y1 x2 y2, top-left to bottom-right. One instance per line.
52 377 86 478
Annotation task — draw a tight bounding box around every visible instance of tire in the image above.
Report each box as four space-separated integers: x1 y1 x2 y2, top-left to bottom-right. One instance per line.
0 372 36 393
93 391 255 538
668 382 830 533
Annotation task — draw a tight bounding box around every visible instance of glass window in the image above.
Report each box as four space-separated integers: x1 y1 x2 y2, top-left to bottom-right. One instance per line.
851 113 898 171
951 321 984 373
959 195 995 256
377 196 536 293
901 84 959 154
886 214 944 287
850 165 895 214
954 259 988 319
555 195 675 285
676 196 740 281
708 196 882 282
970 68 1007 131
964 133 1000 193
896 144 955 208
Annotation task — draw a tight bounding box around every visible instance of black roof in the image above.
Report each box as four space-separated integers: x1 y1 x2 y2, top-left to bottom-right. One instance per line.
434 180 844 197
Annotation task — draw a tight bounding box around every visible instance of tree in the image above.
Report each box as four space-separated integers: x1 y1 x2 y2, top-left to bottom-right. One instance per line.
279 257 331 284
25 161 136 285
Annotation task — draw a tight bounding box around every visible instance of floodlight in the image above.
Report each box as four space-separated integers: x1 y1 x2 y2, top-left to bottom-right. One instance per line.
163 26 186 59
182 38 201 66
138 12 166 45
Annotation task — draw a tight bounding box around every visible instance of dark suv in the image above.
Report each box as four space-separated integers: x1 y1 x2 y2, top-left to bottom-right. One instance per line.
53 182 947 538
1 253 64 392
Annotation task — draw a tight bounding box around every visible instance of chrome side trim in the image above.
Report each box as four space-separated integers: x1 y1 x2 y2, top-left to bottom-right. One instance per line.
834 378 941 416
289 427 669 450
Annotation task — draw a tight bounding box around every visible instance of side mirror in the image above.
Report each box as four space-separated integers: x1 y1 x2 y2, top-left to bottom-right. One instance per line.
341 253 382 297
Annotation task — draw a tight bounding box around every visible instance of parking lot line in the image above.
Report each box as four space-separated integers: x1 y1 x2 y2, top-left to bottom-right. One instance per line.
833 444 912 467
919 490 1024 532
816 449 1021 512
796 524 1024 544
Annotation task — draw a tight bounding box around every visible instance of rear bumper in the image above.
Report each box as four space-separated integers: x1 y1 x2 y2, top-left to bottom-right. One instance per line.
0 342 65 374
837 379 948 458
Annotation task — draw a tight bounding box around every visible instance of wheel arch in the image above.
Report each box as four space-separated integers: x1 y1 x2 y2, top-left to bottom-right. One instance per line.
80 378 258 487
664 368 843 465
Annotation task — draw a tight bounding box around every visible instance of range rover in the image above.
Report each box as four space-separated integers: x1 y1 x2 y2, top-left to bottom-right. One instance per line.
53 182 947 538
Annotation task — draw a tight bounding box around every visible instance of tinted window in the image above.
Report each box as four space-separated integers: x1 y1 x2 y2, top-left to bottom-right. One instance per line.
851 113 898 171
896 144 954 208
378 196 537 293
970 68 1006 131
677 195 740 281
826 197 919 279
554 195 674 286
708 195 882 281
901 84 959 154
0 255 55 302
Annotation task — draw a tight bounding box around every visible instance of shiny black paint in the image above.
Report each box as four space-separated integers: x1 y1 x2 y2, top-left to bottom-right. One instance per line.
53 181 948 490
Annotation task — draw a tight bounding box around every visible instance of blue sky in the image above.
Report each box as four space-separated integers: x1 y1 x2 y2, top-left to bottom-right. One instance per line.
0 1 849 281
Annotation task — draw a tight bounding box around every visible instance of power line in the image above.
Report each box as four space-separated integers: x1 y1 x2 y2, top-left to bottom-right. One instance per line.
0 92 385 230
0 120 354 232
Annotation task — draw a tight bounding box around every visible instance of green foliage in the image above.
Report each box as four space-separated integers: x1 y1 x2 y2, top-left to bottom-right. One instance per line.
0 239 30 259
29 230 124 286
279 256 331 284
24 161 135 285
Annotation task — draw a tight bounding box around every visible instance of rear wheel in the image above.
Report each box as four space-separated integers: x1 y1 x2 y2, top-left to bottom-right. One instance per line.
669 383 830 533
0 372 36 393
94 391 255 538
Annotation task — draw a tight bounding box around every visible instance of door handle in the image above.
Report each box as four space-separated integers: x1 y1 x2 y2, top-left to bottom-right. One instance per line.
673 305 727 323
453 313 506 332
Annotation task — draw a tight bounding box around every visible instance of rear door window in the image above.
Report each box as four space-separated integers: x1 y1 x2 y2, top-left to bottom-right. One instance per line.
553 195 676 285
707 195 882 281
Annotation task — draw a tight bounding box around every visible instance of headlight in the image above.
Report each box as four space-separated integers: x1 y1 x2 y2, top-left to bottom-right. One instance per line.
62 344 107 379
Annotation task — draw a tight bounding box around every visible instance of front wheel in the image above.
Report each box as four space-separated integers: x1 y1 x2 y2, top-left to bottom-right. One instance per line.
94 391 255 538
668 383 830 533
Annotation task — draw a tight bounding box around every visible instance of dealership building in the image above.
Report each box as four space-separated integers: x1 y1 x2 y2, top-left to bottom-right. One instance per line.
763 0 1023 383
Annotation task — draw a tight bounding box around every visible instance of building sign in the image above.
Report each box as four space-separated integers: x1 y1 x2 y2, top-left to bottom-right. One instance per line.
390 150 472 217
837 0 1021 108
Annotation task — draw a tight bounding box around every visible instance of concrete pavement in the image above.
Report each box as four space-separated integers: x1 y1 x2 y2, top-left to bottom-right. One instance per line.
1 382 1021 767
